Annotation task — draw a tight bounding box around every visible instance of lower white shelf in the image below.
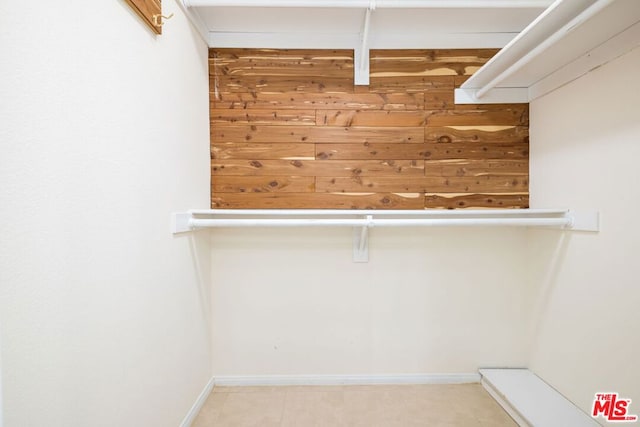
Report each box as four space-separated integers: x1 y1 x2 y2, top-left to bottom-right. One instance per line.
480 368 601 427
171 208 599 262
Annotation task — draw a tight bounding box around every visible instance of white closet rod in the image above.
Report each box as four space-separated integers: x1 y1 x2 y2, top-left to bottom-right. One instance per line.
189 217 571 228
187 208 567 216
183 0 552 8
173 209 599 234
173 209 598 261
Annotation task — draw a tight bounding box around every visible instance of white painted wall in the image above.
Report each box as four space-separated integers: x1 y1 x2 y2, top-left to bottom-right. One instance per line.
528 47 640 423
0 1 211 426
210 227 533 377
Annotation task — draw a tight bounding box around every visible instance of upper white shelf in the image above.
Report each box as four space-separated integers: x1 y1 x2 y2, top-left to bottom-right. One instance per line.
456 0 640 104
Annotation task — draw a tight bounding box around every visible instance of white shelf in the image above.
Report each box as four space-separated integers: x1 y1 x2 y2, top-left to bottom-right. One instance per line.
172 209 598 262
456 0 640 103
480 369 600 427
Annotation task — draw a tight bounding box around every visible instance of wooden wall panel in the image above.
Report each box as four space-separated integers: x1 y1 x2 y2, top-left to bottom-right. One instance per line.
211 160 424 177
424 126 529 144
209 48 529 209
317 110 428 127
210 109 316 126
315 143 433 160
212 176 315 193
212 125 423 144
212 193 424 209
425 193 529 209
211 143 314 160
212 92 424 110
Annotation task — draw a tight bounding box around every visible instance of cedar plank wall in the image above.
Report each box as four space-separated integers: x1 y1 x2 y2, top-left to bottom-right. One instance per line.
209 49 529 209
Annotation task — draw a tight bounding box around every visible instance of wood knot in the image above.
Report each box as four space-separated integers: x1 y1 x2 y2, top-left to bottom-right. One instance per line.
438 135 452 144
250 160 263 168
291 160 303 168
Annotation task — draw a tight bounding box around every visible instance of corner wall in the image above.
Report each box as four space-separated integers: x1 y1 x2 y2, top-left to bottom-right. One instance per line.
528 47 640 421
0 1 211 426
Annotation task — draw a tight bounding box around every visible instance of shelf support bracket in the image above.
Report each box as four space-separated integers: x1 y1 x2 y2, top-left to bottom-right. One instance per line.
354 2 374 86
353 215 373 262
172 212 194 234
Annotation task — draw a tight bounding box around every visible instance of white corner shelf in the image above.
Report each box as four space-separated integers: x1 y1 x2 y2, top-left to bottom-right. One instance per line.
456 0 640 104
172 209 598 262
480 369 601 427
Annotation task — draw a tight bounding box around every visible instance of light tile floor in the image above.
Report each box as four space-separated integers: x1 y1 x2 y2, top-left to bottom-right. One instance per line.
192 384 517 427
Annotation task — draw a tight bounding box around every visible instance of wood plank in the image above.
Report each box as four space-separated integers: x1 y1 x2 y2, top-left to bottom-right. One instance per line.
317 176 427 193
212 159 425 177
211 92 424 110
424 176 528 192
424 159 528 177
318 110 427 127
211 192 424 209
425 193 529 209
212 176 315 193
425 126 529 144
454 103 530 113
370 63 473 77
424 89 455 110
210 58 352 78
210 49 353 78
370 49 499 62
316 176 528 193
210 48 353 59
210 109 316 126
212 75 353 94
212 125 424 144
454 75 471 88
315 142 528 161
369 76 454 93
370 49 499 76
316 143 433 160
426 107 529 126
423 143 529 160
212 125 313 143
211 143 314 160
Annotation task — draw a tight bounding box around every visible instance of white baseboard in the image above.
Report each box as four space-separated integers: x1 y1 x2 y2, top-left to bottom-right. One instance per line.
212 373 480 387
179 375 215 427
